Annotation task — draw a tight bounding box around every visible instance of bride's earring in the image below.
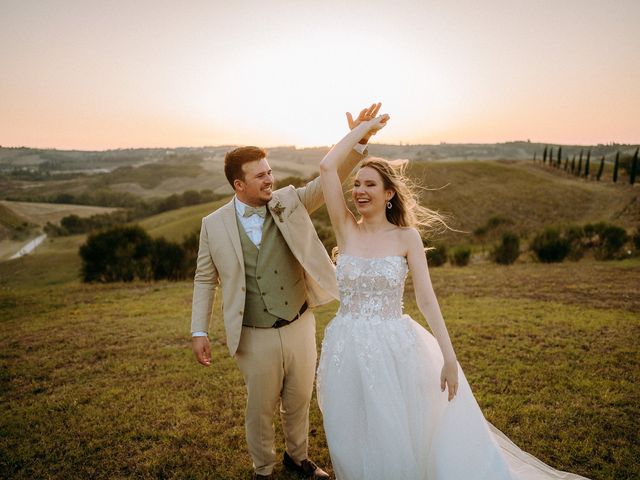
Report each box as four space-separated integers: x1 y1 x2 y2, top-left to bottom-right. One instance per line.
387 201 392 209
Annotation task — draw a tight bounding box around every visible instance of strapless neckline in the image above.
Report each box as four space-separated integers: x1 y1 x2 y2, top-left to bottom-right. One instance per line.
339 253 406 262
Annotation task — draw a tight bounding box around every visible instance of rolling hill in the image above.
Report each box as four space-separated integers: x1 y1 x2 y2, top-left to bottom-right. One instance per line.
1 158 638 270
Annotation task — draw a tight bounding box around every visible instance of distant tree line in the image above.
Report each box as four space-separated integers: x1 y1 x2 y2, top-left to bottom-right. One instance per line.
535 146 639 184
44 189 224 237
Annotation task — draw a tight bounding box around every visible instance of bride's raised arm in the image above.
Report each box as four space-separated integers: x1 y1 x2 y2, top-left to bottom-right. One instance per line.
319 111 389 246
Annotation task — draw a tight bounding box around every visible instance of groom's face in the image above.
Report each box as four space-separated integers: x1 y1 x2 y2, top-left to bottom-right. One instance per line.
236 158 274 206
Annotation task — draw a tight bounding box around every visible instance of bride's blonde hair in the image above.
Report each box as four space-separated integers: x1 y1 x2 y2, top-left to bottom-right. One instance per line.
357 157 452 241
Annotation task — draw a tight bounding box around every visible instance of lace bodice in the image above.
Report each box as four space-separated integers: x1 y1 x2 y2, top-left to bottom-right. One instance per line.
336 254 408 321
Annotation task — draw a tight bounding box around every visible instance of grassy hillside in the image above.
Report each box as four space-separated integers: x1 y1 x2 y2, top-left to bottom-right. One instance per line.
1 251 638 479
0 200 118 227
0 202 35 253
408 160 639 244
0 202 30 229
1 158 638 477
2 158 638 265
136 198 229 242
0 201 120 260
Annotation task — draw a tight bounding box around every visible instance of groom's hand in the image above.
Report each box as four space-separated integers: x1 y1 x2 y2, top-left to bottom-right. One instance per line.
346 102 383 144
192 336 212 367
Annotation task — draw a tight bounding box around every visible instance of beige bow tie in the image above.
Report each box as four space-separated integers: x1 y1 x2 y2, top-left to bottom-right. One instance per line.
243 205 267 218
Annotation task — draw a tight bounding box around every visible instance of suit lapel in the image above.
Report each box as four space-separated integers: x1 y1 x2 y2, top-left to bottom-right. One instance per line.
220 199 245 273
268 193 292 245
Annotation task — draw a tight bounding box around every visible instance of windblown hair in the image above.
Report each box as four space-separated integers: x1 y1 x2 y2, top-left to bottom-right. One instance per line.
357 157 452 241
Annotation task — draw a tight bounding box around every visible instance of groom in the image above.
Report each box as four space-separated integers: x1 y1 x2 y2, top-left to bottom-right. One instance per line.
191 104 381 479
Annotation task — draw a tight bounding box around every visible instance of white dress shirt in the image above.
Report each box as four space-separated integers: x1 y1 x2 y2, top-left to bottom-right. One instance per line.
234 197 265 248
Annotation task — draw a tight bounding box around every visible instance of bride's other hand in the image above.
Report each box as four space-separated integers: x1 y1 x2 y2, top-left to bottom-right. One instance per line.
440 361 459 401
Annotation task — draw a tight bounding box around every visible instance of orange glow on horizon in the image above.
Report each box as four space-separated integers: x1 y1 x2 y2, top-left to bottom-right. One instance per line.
1 1 638 150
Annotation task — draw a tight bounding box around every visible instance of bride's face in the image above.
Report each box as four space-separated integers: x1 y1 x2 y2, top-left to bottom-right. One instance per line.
352 166 392 215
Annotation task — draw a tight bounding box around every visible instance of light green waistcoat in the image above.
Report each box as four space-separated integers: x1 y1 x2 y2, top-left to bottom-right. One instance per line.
236 212 306 327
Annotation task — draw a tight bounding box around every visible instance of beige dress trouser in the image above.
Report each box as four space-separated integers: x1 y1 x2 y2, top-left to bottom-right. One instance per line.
234 310 317 476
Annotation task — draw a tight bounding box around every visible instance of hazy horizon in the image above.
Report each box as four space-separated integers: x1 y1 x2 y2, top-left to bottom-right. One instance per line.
2 139 640 155
1 0 639 150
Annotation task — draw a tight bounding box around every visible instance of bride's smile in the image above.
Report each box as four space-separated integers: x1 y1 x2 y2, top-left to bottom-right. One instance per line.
352 167 393 214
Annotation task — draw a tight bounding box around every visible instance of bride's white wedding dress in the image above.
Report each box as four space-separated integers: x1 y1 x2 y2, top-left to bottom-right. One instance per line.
317 254 590 480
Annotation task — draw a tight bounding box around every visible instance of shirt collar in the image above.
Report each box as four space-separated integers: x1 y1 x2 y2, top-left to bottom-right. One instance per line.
234 196 266 217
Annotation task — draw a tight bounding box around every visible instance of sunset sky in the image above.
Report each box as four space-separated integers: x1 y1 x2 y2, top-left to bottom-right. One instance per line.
1 0 638 150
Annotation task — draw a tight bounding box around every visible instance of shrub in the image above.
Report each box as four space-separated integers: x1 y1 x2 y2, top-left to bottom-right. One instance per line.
595 225 629 260
486 216 512 229
564 225 586 261
182 230 200 278
473 226 488 237
633 227 640 253
426 243 447 267
79 225 191 282
583 222 608 243
530 227 571 263
151 238 187 280
491 232 520 265
181 190 202 206
80 225 153 282
450 245 471 266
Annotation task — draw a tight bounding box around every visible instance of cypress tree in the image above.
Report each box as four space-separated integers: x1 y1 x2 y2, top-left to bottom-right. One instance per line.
577 149 583 176
613 151 620 183
585 150 591 178
570 155 576 173
549 147 554 167
564 156 569 171
577 154 583 177
630 147 639 185
533 152 537 163
542 146 547 164
596 155 605 181
557 147 562 168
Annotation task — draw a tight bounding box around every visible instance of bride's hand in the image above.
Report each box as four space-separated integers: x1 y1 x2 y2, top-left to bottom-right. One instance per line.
362 114 390 138
346 102 389 143
440 361 459 401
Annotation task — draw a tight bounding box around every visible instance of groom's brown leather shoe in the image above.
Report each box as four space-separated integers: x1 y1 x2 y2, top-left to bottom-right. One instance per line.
252 474 272 479
283 451 330 479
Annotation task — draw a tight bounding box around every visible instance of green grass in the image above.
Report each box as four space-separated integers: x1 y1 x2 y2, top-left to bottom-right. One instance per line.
1 255 638 479
0 202 30 230
1 160 639 478
136 199 228 242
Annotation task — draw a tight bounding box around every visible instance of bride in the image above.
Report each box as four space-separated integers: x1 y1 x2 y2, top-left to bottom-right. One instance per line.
315 104 590 479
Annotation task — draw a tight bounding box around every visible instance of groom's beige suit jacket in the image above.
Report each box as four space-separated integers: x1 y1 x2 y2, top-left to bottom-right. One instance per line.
191 151 363 356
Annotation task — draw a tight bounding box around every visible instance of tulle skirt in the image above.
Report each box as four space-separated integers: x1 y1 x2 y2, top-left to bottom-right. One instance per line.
317 312 590 480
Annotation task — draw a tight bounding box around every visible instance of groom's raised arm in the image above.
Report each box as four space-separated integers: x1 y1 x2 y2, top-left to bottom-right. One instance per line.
296 103 382 213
